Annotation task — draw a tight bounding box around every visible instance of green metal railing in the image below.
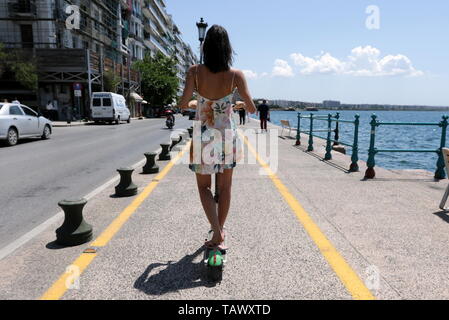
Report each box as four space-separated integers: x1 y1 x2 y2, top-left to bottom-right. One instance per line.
364 114 449 180
295 113 360 172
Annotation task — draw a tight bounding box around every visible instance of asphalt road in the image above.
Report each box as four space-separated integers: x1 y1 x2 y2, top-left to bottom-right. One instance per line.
0 116 191 248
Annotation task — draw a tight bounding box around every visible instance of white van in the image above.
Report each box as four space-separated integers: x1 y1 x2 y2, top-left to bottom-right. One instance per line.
91 92 131 124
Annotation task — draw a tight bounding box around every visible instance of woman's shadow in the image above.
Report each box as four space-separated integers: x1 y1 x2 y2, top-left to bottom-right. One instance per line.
134 246 217 296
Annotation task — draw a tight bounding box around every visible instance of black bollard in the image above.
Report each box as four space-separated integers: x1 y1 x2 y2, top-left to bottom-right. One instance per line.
115 167 138 197
170 137 180 151
159 144 171 161
142 152 160 174
177 134 184 145
56 199 93 246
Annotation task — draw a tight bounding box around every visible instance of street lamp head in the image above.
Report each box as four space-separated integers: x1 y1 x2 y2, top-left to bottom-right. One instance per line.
196 17 208 42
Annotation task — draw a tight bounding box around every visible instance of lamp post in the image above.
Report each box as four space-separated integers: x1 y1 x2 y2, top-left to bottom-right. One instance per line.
196 17 208 64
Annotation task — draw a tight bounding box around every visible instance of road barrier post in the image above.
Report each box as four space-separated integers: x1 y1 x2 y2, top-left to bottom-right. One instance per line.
142 152 160 174
170 137 179 151
56 199 93 246
159 144 171 161
115 167 138 197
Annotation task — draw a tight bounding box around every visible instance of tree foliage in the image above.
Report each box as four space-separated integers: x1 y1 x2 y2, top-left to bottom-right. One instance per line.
103 70 121 93
133 52 179 107
0 43 38 91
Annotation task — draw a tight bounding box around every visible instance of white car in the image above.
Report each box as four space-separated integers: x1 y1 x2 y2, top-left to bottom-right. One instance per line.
0 103 52 146
91 92 131 124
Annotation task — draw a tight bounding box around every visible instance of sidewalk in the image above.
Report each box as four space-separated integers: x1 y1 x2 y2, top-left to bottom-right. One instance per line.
1 117 449 299
51 117 164 127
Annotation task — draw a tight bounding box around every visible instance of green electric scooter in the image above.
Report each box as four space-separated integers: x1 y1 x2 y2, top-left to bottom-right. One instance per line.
204 229 227 282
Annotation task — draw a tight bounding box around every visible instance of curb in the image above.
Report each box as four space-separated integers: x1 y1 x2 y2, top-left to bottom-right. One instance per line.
52 123 89 128
52 118 147 128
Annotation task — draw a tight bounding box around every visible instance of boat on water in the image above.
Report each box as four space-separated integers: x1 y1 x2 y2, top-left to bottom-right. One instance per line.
306 107 319 111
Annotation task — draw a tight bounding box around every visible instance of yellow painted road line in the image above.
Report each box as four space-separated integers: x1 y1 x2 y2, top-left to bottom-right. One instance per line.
40 143 190 300
240 132 375 300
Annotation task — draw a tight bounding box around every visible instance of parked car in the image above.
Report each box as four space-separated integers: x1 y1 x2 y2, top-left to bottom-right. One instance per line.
0 103 52 146
91 92 131 124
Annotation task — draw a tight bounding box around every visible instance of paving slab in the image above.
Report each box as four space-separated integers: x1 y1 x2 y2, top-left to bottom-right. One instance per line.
61 134 351 300
1 116 448 300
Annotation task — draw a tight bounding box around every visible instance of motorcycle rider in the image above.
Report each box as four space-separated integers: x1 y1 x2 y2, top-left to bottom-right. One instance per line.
165 108 175 127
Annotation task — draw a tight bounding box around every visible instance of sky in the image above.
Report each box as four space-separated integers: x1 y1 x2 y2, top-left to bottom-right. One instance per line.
165 0 449 106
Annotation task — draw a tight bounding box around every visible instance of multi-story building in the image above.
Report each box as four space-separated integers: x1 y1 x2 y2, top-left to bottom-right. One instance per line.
0 0 197 119
0 0 141 119
322 100 341 108
142 0 197 94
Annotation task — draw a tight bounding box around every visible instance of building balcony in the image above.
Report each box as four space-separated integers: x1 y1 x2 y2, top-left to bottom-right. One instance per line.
143 39 152 49
143 7 151 19
151 0 170 24
150 37 169 57
147 4 168 34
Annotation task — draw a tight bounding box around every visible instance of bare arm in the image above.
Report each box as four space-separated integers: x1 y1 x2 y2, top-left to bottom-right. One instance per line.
235 70 257 114
177 65 197 110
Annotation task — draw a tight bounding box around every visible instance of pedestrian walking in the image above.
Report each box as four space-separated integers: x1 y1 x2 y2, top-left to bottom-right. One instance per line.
257 99 270 133
178 25 257 250
238 104 246 125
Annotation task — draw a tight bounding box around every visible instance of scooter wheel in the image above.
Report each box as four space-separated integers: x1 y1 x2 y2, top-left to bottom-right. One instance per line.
207 265 223 282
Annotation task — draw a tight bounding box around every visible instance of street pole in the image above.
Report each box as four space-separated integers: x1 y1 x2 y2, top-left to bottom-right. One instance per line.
199 40 203 64
196 18 208 64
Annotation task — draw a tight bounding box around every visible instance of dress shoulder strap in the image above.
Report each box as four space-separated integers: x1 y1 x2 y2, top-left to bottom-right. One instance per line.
230 70 236 91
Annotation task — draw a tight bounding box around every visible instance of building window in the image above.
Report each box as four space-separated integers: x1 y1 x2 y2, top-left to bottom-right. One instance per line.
20 24 33 48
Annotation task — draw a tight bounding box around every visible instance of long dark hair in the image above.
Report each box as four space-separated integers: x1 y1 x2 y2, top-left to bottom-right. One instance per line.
203 25 233 73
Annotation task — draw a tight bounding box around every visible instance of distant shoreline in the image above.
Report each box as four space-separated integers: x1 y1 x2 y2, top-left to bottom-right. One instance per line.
257 99 449 112
270 107 449 112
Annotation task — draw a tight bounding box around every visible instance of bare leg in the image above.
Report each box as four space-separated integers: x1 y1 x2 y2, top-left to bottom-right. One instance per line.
217 169 234 230
196 174 223 245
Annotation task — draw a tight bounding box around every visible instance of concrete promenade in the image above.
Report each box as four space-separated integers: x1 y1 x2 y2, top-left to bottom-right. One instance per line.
1 116 449 300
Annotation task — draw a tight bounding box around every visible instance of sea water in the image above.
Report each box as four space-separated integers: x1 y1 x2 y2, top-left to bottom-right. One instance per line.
251 110 449 172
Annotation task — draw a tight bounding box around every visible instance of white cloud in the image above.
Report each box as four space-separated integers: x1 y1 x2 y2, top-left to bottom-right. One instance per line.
242 69 259 79
290 46 423 77
272 59 294 77
290 52 344 75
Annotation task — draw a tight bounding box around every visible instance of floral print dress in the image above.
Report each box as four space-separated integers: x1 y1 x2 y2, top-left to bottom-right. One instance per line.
189 77 244 175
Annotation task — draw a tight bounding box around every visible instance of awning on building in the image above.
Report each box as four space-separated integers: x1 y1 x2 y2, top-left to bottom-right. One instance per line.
130 91 144 103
